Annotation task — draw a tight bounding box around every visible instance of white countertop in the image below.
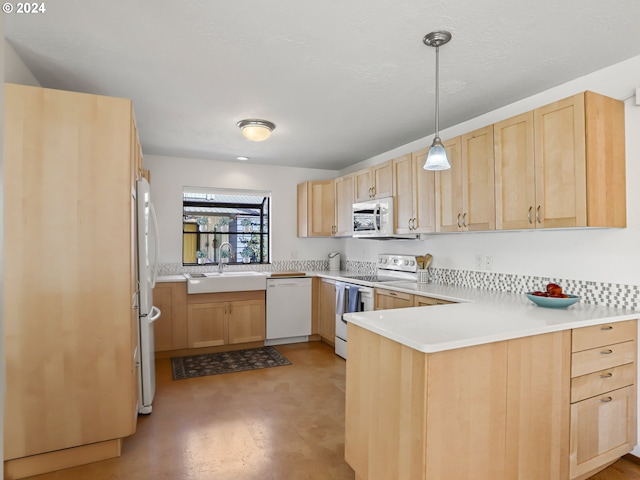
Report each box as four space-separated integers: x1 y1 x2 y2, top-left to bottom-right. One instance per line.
344 282 638 353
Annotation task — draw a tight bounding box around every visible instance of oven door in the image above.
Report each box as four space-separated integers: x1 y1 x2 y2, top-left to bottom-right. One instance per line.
335 284 373 359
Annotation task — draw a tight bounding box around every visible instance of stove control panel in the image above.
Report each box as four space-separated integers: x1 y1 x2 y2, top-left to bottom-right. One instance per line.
377 254 419 273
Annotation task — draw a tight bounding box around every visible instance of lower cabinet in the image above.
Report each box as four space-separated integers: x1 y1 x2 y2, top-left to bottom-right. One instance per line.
346 319 638 480
318 278 336 344
186 291 265 349
153 282 188 351
374 288 413 310
375 288 456 309
569 320 637 480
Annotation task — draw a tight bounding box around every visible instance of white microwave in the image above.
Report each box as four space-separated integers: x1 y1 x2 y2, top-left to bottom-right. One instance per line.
352 197 418 239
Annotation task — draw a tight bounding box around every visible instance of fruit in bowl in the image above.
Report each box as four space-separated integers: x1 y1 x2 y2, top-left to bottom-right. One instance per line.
526 283 580 308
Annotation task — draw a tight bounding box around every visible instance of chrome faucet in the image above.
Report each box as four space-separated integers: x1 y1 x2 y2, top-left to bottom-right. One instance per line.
218 242 233 273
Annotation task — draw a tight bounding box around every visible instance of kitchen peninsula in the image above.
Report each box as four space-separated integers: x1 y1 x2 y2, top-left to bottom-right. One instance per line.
343 286 637 480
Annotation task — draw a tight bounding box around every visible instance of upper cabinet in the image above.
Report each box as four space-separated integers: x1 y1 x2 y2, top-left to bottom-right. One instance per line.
496 92 626 230
436 126 495 232
393 150 436 234
297 180 336 237
335 173 355 236
354 160 393 202
494 111 536 230
299 91 626 238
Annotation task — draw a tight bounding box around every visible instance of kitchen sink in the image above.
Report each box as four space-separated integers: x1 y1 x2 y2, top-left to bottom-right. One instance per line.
185 271 267 293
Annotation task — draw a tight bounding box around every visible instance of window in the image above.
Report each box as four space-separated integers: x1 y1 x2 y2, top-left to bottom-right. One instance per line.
182 187 270 266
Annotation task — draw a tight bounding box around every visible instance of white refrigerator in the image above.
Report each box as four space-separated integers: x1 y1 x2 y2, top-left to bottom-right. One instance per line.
137 178 161 414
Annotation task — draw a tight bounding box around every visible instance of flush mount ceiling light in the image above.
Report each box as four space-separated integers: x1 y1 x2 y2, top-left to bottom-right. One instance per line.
236 156 249 161
423 31 452 171
236 119 276 142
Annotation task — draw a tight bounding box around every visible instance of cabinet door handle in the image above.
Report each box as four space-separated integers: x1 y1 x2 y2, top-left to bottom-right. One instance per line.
536 205 541 223
413 218 417 230
528 206 533 224
600 325 613 330
457 213 462 228
599 396 613 403
599 372 613 378
372 186 376 197
600 349 613 355
462 213 468 228
389 292 397 296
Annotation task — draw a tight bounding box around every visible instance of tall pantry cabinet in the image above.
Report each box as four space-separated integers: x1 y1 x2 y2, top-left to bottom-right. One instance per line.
3 84 143 478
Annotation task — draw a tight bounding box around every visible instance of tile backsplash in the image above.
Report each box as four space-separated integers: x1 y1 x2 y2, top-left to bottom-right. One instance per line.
159 260 639 310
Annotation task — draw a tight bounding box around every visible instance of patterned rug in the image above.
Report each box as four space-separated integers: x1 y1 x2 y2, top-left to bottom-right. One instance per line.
171 346 291 380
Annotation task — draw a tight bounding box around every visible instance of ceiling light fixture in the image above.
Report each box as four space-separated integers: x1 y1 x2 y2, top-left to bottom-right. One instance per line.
236 156 249 161
236 119 276 142
423 31 452 171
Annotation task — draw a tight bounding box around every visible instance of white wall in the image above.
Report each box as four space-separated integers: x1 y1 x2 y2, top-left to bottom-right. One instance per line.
4 40 40 86
144 155 341 265
340 55 640 286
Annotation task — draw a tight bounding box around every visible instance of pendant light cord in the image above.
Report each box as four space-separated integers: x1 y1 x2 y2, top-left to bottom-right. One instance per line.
434 45 440 140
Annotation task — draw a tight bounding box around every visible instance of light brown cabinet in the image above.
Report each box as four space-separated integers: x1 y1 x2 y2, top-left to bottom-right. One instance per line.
436 126 495 232
186 291 266 348
153 282 188 352
495 92 626 230
393 150 436 234
334 173 354 236
297 180 336 237
346 327 571 480
354 160 393 202
413 295 455 307
4 84 142 477
375 288 455 310
569 320 637 480
318 278 336 344
374 288 414 310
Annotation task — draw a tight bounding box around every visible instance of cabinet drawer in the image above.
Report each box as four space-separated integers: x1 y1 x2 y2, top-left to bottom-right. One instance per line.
376 289 413 302
572 320 637 352
571 340 635 378
571 363 636 403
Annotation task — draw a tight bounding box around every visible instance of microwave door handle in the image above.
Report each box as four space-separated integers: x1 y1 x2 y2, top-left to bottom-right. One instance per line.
374 204 380 233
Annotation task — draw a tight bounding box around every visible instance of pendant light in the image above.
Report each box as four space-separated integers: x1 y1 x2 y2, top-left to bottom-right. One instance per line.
423 31 452 171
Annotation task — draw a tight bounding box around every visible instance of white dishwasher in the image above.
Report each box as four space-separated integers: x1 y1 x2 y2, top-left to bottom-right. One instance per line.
265 276 312 346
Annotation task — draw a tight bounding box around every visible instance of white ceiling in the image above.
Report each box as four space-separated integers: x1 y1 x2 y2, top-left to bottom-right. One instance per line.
6 0 640 170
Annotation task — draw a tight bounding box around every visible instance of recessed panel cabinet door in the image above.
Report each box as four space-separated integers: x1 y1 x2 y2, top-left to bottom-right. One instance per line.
436 137 463 232
228 300 266 344
392 154 414 234
570 385 637 479
335 174 354 236
534 93 587 228
187 303 227 348
494 111 536 230
462 125 495 231
412 148 436 233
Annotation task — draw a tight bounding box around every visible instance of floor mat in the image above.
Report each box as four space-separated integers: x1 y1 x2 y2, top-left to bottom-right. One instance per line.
171 346 291 380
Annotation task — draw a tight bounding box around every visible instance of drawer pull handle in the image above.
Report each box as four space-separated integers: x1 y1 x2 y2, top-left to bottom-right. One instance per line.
599 396 613 403
599 373 613 378
600 349 613 355
600 325 613 330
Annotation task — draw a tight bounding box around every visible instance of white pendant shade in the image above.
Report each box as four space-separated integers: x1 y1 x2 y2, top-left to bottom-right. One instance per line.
237 119 276 142
424 137 450 171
